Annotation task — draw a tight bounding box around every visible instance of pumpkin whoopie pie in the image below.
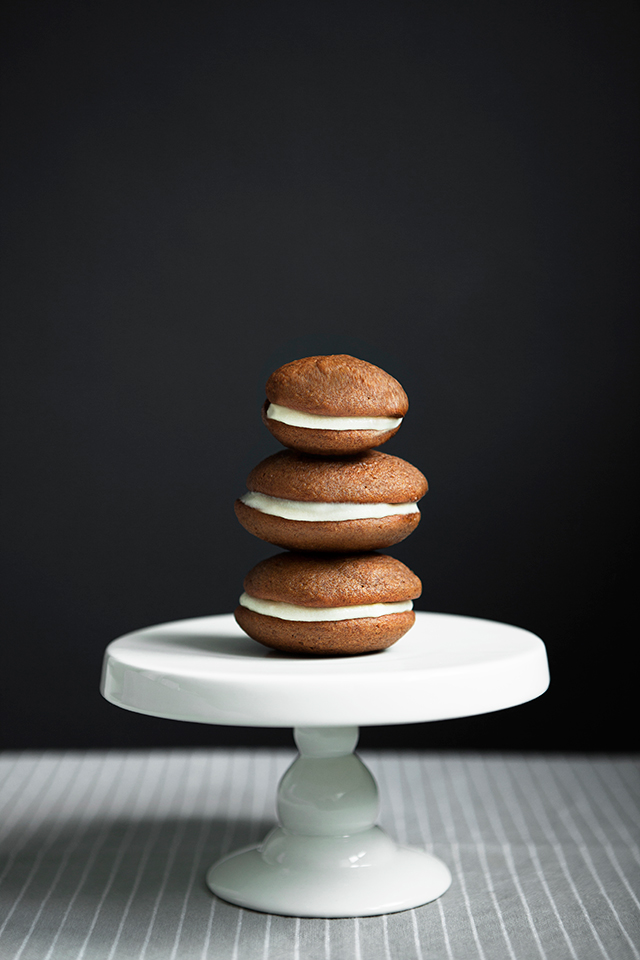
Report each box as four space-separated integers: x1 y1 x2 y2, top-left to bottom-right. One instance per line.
235 551 422 656
262 355 409 454
235 449 428 552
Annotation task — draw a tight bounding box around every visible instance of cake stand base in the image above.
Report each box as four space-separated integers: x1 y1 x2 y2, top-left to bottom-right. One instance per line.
207 839 451 918
206 726 452 917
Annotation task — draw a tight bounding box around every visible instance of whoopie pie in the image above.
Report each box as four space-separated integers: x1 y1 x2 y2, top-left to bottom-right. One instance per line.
235 449 428 552
262 355 409 455
235 551 422 656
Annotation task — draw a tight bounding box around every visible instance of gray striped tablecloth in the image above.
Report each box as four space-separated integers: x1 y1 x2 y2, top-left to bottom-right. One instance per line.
0 750 638 960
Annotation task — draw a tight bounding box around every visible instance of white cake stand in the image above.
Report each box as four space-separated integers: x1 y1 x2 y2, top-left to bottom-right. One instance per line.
101 611 549 918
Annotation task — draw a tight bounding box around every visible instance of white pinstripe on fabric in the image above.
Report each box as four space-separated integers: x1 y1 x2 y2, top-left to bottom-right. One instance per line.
230 908 243 960
613 760 640 809
514 760 613 960
42 753 152 960
200 751 254 960
294 915 301 960
581 760 640 860
532 758 640 960
380 754 409 843
554 761 640 910
203 750 268 960
257 753 281 960
410 755 468 960
0 752 24 781
80 753 177 959
428 756 488 960
354 915 362 960
138 753 212 960
217 750 253 857
410 907 424 960
480 757 580 960
463 758 548 960
0 754 44 815
389 756 433 960
72 753 157 960
444 759 518 960
246 751 271 835
388 755 454 960
398 755 434 851
199 895 217 960
262 913 272 960
1 751 638 960
168 752 225 960
105 753 192 960
16 753 129 960
590 760 640 844
374 753 406 845
374 755 421 960
436 897 455 960
0 752 82 854
0 753 102 942
0 753 30 814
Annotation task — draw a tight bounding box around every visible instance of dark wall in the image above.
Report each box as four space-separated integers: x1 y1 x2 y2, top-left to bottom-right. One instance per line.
2 1 637 752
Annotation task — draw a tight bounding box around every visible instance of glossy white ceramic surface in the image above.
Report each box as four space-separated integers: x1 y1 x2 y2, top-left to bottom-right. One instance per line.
101 611 550 727
207 726 452 917
101 613 549 918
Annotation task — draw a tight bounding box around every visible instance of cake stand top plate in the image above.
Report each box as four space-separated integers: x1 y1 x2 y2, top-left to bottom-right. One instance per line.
101 611 549 728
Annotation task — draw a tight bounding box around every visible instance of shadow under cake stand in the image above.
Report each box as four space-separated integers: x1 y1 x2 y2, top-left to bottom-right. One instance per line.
101 611 549 918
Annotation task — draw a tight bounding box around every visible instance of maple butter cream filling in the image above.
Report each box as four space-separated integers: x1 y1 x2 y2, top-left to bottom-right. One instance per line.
239 593 414 622
240 491 419 522
266 402 403 432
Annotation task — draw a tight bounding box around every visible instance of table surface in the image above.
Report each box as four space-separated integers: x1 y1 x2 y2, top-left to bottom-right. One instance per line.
1 748 638 960
101 611 550 727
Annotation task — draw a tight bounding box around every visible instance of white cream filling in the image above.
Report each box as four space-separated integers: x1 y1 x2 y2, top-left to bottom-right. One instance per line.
240 491 419 522
266 402 402 432
239 593 413 622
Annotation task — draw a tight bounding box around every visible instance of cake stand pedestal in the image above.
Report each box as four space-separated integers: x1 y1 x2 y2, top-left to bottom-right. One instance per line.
101 611 549 918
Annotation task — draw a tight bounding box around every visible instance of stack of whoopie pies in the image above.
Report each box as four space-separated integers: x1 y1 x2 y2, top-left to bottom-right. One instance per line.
234 355 427 656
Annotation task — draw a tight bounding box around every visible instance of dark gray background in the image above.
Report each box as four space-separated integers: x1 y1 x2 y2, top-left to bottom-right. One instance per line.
2 0 637 752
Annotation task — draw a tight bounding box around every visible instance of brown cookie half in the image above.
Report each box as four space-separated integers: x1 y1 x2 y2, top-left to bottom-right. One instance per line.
235 552 422 656
234 507 420 552
234 608 416 656
235 449 428 552
263 355 409 454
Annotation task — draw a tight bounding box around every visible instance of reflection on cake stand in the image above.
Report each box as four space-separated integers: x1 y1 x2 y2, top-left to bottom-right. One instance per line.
101 611 549 918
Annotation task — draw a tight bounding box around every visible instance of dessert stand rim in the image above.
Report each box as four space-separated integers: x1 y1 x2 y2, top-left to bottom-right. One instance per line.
100 610 550 728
